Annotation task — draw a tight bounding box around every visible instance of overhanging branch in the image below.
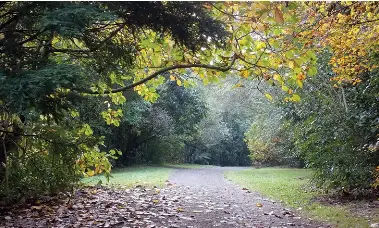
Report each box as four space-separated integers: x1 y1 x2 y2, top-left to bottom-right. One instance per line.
77 54 237 94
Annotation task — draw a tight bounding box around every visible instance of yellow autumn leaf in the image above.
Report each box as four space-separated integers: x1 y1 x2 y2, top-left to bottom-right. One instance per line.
273 74 283 82
176 80 182 86
292 94 301 102
183 80 190 88
87 170 95 177
296 79 303 88
240 70 249 78
265 93 273 101
281 85 289 92
232 83 245 89
288 61 295 69
256 203 263 207
170 75 176 81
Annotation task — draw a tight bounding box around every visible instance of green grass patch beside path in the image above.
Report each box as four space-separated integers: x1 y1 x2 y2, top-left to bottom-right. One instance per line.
162 163 215 169
82 166 172 188
225 168 379 228
82 164 212 188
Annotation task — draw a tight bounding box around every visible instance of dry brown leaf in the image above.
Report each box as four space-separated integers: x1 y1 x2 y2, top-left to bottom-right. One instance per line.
31 205 43 211
274 7 284 24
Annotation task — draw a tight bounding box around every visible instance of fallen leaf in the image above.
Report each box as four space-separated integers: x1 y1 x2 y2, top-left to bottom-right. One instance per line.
274 7 284 23
67 202 73 210
31 205 43 211
256 203 263 207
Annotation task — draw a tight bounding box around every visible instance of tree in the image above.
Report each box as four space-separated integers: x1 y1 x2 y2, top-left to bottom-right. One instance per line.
101 81 208 165
284 51 379 189
245 51 379 189
0 2 226 202
190 78 275 166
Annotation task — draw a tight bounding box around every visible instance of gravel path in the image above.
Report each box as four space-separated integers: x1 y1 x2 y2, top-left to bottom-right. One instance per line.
167 166 327 228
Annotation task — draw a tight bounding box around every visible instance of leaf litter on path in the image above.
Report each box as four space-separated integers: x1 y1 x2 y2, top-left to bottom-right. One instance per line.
1 169 330 228
0 185 187 228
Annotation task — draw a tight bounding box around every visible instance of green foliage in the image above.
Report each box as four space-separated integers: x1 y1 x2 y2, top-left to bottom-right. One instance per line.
0 115 114 202
1 1 378 203
287 54 379 189
245 51 379 189
0 64 86 119
185 79 262 166
76 80 208 166
245 118 304 167
0 2 224 203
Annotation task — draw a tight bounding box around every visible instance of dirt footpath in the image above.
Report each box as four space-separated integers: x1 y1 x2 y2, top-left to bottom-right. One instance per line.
167 166 327 228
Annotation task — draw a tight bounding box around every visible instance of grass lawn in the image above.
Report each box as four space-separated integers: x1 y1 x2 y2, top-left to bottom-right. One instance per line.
162 163 215 169
225 168 379 228
81 163 211 188
82 166 173 188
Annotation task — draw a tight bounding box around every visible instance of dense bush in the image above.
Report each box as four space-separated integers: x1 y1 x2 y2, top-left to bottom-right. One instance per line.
0 113 113 203
288 53 379 189
245 51 379 189
245 116 304 168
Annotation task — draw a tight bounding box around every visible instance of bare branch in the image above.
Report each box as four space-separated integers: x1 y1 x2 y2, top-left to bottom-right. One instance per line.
18 28 48 45
347 18 379 26
0 129 38 137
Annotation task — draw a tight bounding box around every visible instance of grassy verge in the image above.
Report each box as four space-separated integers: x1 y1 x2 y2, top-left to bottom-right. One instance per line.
82 164 213 188
82 166 172 188
162 163 215 169
225 168 379 228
